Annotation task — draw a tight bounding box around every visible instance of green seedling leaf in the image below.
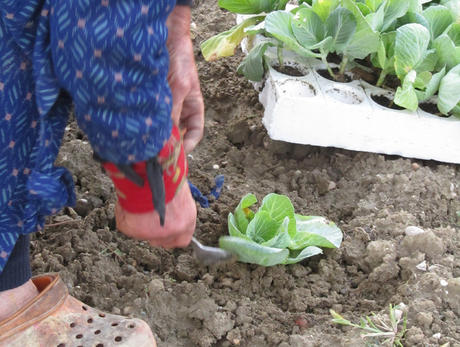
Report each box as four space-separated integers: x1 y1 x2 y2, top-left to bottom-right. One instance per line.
395 23 431 79
290 215 343 249
357 2 372 17
441 0 460 22
438 63 460 114
382 0 411 31
218 0 289 14
291 7 325 48
342 0 380 59
284 246 322 264
434 24 460 70
420 66 446 101
201 16 264 61
312 0 339 22
265 11 319 58
413 70 432 89
422 5 454 41
262 217 292 248
228 213 252 240
219 236 289 266
325 7 357 52
247 210 280 243
234 193 258 233
365 0 384 13
366 2 386 31
237 41 274 81
395 70 419 111
260 193 296 236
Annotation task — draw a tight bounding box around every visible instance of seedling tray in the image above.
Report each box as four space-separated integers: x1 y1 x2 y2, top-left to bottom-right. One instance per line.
255 52 460 164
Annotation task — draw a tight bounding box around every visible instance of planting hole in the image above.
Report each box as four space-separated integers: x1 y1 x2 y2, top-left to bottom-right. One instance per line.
278 80 316 98
273 65 305 77
371 94 404 110
325 87 362 104
316 68 351 83
419 102 451 118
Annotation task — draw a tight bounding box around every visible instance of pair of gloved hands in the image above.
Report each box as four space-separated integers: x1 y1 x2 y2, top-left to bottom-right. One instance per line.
115 6 203 249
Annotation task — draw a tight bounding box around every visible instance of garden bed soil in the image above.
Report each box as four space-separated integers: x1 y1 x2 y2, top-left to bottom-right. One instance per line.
31 2 460 346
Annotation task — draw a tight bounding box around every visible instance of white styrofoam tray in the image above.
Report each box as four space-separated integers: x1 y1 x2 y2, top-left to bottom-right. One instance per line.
237 16 460 164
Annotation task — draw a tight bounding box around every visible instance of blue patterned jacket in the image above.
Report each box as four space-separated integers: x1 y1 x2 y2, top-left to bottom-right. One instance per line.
0 0 190 271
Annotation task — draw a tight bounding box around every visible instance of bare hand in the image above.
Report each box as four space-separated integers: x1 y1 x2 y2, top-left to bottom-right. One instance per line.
166 6 204 154
115 182 196 248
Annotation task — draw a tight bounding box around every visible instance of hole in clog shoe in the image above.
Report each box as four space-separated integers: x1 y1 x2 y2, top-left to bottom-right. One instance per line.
111 322 119 327
99 313 106 318
70 322 77 328
115 336 123 342
128 323 135 329
94 330 101 335
87 318 93 323
75 334 83 339
82 306 88 311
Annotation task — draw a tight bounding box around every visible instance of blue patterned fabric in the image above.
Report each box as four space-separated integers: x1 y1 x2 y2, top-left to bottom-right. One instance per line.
0 0 177 274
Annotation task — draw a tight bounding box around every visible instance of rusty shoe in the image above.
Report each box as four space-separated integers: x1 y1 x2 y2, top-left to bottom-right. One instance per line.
0 273 156 347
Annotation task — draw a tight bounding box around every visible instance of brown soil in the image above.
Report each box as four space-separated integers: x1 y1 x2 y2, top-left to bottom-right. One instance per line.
31 2 460 347
371 94 405 110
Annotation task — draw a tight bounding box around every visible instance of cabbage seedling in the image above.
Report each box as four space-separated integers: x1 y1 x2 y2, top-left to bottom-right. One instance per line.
219 193 343 266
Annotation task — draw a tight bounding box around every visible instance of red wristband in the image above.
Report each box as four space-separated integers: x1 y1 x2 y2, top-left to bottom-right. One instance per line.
103 126 188 213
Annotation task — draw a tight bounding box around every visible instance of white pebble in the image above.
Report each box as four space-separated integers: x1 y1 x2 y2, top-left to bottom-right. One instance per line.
416 260 427 271
440 279 448 287
187 154 194 160
405 226 426 236
432 333 441 339
212 164 219 170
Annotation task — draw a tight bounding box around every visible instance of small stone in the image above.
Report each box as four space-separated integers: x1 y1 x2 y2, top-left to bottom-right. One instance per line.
202 273 215 286
122 306 134 315
74 198 91 217
148 279 164 295
416 260 427 271
328 181 337 191
53 215 73 223
405 226 426 236
432 333 441 339
440 279 448 287
213 164 220 170
112 307 121 315
412 162 420 171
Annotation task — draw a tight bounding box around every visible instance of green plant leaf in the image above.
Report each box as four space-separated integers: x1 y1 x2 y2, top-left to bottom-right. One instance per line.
422 5 454 41
262 216 292 248
365 1 386 31
342 0 380 59
365 0 385 12
434 24 460 69
218 0 289 14
260 193 296 236
394 70 419 111
265 10 319 57
219 236 290 266
420 66 446 101
413 70 432 89
290 215 343 249
438 63 460 114
291 7 325 48
382 0 411 31
441 0 460 22
247 210 280 243
237 41 273 81
394 23 431 79
325 7 357 52
228 213 252 240
312 0 339 22
234 193 257 233
201 16 264 61
283 246 323 264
